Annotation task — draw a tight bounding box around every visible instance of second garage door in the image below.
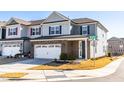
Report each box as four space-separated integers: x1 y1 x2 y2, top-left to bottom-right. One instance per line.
2 44 21 56
34 44 61 59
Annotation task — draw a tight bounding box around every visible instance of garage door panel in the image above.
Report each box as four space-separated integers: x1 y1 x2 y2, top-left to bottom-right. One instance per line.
2 45 20 56
34 44 61 59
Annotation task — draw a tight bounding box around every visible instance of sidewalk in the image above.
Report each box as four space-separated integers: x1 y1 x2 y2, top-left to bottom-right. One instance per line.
0 57 124 82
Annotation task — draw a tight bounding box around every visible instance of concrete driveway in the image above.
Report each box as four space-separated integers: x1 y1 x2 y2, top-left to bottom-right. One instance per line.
0 59 52 70
16 59 52 65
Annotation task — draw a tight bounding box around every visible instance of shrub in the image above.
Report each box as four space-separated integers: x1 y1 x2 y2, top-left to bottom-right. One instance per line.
60 53 68 60
60 53 76 60
67 55 76 60
108 52 111 57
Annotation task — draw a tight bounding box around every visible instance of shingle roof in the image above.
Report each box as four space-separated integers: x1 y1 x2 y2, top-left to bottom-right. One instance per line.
29 19 45 25
0 37 30 41
120 38 124 41
0 21 6 27
108 37 124 42
72 18 98 24
6 17 31 26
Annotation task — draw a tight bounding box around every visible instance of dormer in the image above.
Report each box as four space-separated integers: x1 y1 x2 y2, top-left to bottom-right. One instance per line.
6 17 30 39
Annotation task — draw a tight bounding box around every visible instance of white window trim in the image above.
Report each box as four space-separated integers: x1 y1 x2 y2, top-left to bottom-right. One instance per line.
82 25 88 35
49 25 61 36
30 27 41 36
8 27 18 36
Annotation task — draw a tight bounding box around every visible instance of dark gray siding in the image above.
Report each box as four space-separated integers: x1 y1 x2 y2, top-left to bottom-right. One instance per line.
71 24 80 35
71 23 96 36
88 24 96 36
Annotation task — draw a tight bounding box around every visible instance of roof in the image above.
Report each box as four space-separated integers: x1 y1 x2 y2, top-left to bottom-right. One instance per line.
31 35 87 40
0 21 6 27
120 38 124 41
72 18 108 32
108 37 124 42
29 19 45 25
0 37 30 41
42 11 70 24
6 17 31 26
72 18 98 24
3 12 108 32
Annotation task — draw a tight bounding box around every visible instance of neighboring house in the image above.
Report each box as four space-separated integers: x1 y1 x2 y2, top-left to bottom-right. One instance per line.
0 11 108 59
31 11 108 59
0 18 31 56
108 37 124 56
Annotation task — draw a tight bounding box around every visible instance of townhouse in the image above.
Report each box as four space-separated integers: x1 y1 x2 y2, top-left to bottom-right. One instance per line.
0 11 108 59
0 18 31 56
108 37 124 56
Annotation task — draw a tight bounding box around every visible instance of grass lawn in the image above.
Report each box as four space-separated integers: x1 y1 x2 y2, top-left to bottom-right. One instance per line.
28 57 118 70
0 72 27 78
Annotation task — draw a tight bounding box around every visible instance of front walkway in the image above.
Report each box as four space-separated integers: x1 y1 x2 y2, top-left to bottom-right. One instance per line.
0 57 123 82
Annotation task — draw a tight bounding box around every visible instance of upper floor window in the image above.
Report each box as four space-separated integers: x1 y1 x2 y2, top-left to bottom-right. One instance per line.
8 27 18 36
49 25 62 35
80 25 90 35
30 27 41 36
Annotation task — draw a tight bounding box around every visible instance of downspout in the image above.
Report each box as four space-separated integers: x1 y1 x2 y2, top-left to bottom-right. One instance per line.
23 40 25 54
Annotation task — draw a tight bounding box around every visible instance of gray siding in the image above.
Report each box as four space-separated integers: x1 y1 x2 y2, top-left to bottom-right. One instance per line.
71 24 96 36
21 25 28 37
23 40 31 53
89 24 96 36
71 24 80 35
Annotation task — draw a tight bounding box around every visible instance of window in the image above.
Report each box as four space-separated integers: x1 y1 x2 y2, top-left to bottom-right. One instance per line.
81 25 89 35
13 45 16 47
8 27 18 36
49 25 61 35
55 45 61 47
83 31 87 34
56 26 61 34
50 27 55 34
42 45 47 48
49 45 54 48
30 27 41 36
36 45 41 48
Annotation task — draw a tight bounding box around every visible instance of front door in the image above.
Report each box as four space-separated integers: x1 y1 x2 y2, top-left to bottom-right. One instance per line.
79 41 85 59
2 28 6 39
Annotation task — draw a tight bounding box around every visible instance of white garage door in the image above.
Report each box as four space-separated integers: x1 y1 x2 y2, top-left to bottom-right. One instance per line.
34 44 61 59
2 44 21 56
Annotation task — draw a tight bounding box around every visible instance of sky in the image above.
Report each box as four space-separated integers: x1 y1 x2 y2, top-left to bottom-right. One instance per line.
0 11 123 39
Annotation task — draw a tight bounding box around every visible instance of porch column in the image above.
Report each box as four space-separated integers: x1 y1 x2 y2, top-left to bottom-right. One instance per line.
85 39 88 60
78 40 82 59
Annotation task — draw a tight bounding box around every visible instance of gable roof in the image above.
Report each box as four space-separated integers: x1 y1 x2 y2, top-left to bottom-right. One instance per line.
6 17 31 26
42 11 70 24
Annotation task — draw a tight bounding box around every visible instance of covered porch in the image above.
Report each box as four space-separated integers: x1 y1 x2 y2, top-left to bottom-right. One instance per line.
31 35 90 60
